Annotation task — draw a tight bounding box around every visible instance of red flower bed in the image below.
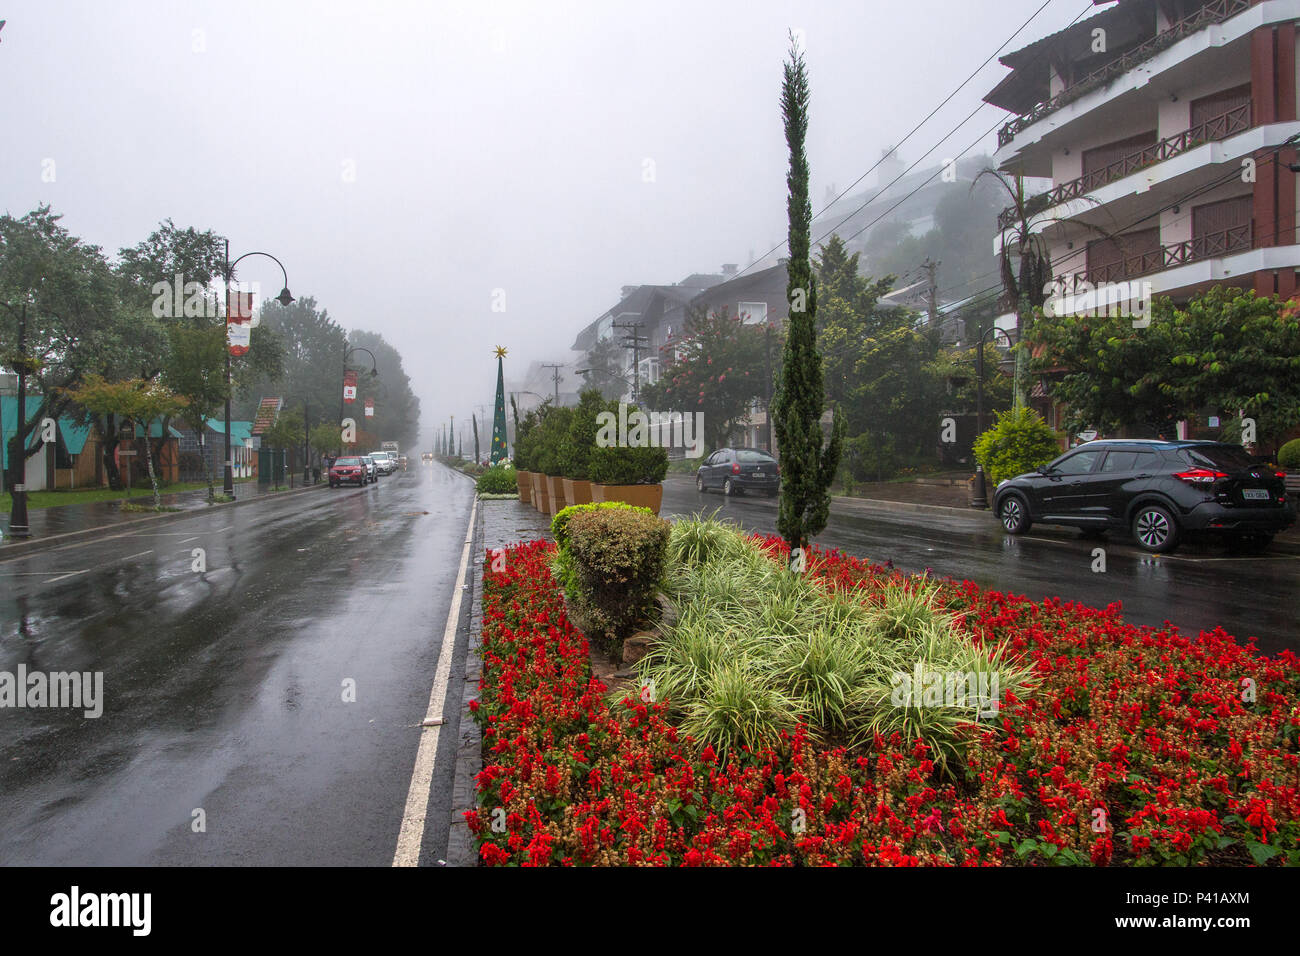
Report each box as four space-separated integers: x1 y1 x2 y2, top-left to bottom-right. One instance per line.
467 537 1300 866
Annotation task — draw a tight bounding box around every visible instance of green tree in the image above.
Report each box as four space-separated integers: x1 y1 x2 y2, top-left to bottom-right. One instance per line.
0 206 125 487
639 305 768 453
1028 288 1300 453
67 376 188 508
772 36 843 560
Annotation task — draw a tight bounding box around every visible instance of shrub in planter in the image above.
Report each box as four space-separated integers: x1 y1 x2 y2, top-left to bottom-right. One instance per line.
589 435 669 485
476 463 517 495
563 505 670 647
512 404 546 473
972 407 1061 486
1279 438 1300 471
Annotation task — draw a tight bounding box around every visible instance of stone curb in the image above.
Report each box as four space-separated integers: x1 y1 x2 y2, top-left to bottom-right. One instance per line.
444 494 485 867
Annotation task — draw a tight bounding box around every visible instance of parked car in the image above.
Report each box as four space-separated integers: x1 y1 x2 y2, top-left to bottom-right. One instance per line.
360 454 379 483
329 456 368 487
992 439 1294 553
398 455 408 471
696 447 780 497
370 451 397 475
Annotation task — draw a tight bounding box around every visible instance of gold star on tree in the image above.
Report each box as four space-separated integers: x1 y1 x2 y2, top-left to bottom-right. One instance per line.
494 346 508 359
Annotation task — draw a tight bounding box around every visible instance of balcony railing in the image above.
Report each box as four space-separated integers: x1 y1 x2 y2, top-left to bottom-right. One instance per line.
997 103 1252 231
1066 223 1253 287
997 0 1252 147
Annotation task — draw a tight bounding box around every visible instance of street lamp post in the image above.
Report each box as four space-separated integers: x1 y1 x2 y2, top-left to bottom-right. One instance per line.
338 344 378 440
970 323 1012 510
7 305 29 537
222 241 294 496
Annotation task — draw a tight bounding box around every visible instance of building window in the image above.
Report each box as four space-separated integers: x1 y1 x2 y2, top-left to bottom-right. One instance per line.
738 301 768 325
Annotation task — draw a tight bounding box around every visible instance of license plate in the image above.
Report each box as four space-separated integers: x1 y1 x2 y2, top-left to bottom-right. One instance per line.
753 471 764 477
1242 488 1270 501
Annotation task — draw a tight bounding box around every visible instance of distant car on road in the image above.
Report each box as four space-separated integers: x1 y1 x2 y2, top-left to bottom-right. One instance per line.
398 455 408 471
696 447 780 497
329 456 368 487
421 452 433 465
992 439 1294 553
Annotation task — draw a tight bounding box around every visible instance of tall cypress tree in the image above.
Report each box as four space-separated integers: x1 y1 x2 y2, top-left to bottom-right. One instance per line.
772 34 843 565
472 413 480 464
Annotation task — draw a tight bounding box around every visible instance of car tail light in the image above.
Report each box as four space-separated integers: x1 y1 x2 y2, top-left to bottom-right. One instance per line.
1276 470 1287 479
731 462 741 474
1173 468 1228 485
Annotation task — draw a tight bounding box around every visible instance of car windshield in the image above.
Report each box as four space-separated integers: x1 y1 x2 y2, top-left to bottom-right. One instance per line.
736 450 775 463
336 458 361 465
1184 445 1256 471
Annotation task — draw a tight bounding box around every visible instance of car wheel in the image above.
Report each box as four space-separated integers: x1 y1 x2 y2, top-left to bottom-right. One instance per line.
998 494 1031 534
723 477 735 497
1132 503 1180 553
696 474 706 493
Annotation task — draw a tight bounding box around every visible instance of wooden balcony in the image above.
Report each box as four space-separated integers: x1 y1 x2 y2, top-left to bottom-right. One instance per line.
996 0 1251 148
1063 223 1253 289
997 104 1252 232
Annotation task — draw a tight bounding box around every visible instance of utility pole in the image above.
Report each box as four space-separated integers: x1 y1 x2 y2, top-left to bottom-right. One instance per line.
611 320 647 402
540 363 564 404
922 258 940 329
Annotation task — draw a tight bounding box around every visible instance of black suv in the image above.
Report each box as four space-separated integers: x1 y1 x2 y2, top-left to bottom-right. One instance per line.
696 447 780 497
992 440 1294 553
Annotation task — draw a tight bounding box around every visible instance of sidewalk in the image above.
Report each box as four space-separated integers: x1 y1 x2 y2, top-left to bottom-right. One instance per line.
0 480 327 554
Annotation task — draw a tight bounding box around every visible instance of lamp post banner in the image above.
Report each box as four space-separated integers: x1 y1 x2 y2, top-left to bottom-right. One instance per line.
364 398 374 417
343 370 357 403
226 291 254 356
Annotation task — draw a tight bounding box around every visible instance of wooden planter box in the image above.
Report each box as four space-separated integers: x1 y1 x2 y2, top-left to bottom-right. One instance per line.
590 482 664 515
515 470 533 502
530 471 549 513
547 475 567 514
562 478 593 507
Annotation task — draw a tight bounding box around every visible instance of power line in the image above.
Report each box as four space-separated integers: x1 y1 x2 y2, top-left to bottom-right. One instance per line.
732 0 1096 281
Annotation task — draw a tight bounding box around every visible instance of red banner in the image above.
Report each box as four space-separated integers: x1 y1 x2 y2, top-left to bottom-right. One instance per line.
364 397 374 417
343 370 357 404
226 291 254 356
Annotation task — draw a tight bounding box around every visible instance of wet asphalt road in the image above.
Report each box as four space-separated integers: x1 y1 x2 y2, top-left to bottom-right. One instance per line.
0 464 475 866
663 476 1300 656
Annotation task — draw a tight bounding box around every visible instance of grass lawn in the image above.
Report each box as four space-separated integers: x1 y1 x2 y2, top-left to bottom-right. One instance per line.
0 478 252 511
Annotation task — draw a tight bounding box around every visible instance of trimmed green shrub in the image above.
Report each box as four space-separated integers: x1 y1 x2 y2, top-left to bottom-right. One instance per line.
1279 438 1300 470
512 404 545 472
476 463 517 495
551 500 652 548
564 506 670 647
972 407 1061 486
557 389 606 480
534 405 574 477
588 439 668 485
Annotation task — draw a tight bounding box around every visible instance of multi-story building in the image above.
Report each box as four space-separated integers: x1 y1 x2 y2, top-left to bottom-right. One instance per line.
985 0 1300 438
988 0 1300 313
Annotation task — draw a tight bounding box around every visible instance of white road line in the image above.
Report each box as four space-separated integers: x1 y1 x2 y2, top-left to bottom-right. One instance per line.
119 550 155 562
392 495 478 868
43 570 89 583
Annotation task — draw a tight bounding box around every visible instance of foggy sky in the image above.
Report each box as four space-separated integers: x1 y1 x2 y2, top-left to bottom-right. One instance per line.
0 0 1085 451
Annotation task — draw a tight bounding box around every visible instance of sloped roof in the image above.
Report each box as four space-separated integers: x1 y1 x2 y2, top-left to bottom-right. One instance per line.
250 397 283 436
206 419 254 444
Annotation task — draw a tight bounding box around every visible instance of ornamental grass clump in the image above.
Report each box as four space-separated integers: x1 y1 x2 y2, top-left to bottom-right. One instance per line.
641 516 1036 763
